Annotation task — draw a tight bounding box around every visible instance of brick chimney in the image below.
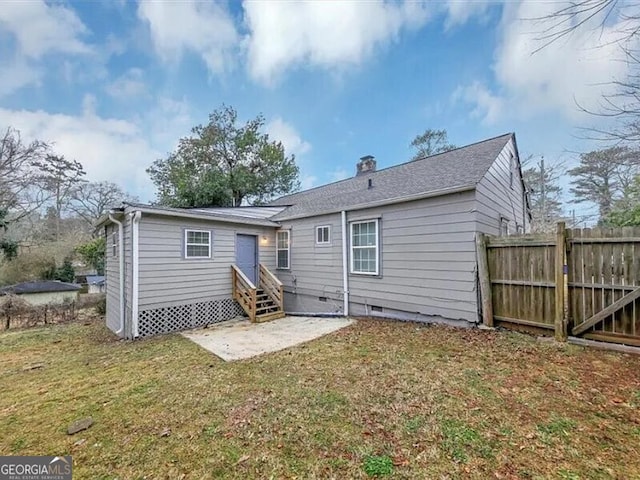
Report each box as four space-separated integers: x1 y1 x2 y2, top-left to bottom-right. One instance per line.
356 155 376 176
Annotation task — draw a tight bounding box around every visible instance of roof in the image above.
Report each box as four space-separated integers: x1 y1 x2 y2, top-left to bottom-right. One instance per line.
86 275 105 285
98 203 281 228
0 281 81 295
269 133 514 220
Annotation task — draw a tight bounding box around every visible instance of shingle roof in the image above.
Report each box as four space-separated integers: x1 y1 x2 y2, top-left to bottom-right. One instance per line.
86 275 105 285
0 281 81 295
270 133 514 220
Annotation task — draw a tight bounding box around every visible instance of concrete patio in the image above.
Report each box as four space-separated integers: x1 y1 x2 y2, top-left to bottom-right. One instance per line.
181 315 355 361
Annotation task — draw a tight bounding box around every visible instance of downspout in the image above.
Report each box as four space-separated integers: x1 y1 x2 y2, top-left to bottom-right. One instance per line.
341 210 349 316
130 211 142 338
108 213 125 336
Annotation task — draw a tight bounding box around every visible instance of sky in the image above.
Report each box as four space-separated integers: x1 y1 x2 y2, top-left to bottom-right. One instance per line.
0 0 634 223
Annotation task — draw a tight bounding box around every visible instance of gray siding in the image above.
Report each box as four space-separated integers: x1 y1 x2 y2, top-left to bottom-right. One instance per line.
281 192 479 322
104 216 133 337
475 138 529 235
277 212 344 313
137 214 276 310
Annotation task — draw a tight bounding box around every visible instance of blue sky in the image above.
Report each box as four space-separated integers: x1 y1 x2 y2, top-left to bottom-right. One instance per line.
0 1 631 223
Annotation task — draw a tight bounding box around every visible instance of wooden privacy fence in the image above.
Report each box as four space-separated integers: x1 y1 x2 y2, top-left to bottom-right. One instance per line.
477 223 640 347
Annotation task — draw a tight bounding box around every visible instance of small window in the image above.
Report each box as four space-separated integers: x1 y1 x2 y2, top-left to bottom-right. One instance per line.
500 217 509 237
509 153 515 189
350 219 379 275
316 225 331 245
276 230 290 269
185 229 211 259
111 232 117 257
516 223 523 234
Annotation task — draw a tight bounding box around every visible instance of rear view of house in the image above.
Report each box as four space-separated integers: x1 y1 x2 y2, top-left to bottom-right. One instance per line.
99 133 529 338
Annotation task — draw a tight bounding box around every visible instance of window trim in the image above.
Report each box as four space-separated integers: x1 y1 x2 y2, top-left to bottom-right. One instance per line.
184 229 212 259
111 231 117 257
276 230 290 270
350 219 379 276
499 217 509 237
315 225 331 246
509 153 515 189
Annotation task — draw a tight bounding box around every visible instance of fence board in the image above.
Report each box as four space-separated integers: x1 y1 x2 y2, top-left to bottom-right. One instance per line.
484 225 640 347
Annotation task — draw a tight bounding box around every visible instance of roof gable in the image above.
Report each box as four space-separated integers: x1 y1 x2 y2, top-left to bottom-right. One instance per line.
270 133 514 220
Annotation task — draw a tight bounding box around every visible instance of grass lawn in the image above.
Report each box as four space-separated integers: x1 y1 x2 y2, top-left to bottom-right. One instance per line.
1 318 639 479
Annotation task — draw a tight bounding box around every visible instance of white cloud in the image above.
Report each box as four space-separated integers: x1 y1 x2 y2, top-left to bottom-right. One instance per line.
0 59 40 97
265 117 311 157
330 167 349 182
453 81 504 125
444 0 492 29
0 0 89 58
1 106 160 202
456 1 637 124
300 174 318 191
0 0 91 96
137 0 238 75
106 68 147 99
243 0 431 85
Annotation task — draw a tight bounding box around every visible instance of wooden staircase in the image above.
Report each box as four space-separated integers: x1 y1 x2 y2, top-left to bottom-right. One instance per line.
231 263 285 323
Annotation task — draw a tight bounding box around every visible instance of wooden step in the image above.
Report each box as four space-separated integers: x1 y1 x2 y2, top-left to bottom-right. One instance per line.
255 310 285 323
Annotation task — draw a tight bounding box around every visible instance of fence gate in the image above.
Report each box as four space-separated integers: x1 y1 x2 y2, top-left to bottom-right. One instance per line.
566 227 640 346
478 224 640 347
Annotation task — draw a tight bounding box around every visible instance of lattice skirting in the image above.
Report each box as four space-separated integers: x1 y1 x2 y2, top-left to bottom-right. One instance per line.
138 298 246 337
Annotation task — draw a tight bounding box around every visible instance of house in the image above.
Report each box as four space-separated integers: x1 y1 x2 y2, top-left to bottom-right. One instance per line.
98 133 529 339
86 275 106 294
0 281 81 306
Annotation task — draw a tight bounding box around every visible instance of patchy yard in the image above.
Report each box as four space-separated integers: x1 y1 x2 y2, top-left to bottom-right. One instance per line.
1 319 639 479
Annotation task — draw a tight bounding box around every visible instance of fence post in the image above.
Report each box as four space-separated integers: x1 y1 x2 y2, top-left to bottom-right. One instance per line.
555 222 567 341
476 233 494 327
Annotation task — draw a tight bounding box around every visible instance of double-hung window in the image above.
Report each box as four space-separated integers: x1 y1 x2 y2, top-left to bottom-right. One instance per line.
185 229 211 259
276 230 290 269
350 219 379 275
316 225 331 245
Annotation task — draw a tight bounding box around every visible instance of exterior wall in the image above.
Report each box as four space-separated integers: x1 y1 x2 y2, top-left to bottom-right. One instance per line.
104 215 135 337
137 214 276 310
104 222 121 334
88 284 105 294
11 291 79 306
279 192 480 323
277 212 344 314
475 138 529 236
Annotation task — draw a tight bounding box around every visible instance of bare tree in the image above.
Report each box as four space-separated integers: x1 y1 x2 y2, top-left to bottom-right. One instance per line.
70 181 138 228
534 1 640 142
0 127 50 225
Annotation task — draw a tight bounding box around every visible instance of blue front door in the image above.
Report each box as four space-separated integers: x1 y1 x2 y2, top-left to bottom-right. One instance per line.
236 234 258 285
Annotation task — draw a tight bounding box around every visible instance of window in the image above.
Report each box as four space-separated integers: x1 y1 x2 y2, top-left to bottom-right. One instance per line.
350 219 379 275
500 217 509 237
276 230 290 269
509 153 515 189
111 232 117 257
184 229 211 258
316 225 331 245
516 223 523 234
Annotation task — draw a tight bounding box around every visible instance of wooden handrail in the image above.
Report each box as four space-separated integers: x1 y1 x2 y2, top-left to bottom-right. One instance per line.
258 263 284 313
231 265 257 322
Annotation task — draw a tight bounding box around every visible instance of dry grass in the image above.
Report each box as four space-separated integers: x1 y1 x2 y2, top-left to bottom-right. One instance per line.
1 318 639 479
